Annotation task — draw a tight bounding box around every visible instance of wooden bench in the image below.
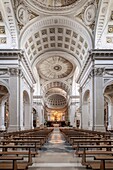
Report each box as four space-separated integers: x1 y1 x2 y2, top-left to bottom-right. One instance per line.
69 136 101 145
13 137 46 145
0 156 28 170
73 139 113 154
92 155 113 170
0 151 37 164
1 139 41 151
77 144 113 167
76 150 113 157
0 144 38 164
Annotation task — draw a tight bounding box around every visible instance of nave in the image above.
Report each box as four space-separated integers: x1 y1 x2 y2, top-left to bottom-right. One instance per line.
28 127 84 170
0 126 113 169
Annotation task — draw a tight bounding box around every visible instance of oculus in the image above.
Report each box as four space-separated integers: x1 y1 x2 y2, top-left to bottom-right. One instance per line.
37 56 74 79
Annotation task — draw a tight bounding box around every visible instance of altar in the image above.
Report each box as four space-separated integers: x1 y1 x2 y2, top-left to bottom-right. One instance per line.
53 124 59 127
46 121 66 127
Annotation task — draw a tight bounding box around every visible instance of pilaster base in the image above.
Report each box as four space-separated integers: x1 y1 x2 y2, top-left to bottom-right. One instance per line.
88 125 93 130
8 125 20 132
24 126 32 130
94 125 105 132
0 125 6 131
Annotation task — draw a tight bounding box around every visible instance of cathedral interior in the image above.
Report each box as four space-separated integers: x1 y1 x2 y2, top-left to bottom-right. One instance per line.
1 0 113 170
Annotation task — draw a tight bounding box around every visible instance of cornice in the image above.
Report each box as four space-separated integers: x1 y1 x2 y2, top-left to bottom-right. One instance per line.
0 49 36 84
77 49 113 83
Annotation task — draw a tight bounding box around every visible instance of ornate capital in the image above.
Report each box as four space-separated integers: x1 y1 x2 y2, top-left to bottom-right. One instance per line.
89 67 105 78
8 68 22 76
78 87 82 93
31 87 34 93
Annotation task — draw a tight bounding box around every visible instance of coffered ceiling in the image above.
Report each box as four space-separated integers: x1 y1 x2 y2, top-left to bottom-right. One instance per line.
1 0 112 109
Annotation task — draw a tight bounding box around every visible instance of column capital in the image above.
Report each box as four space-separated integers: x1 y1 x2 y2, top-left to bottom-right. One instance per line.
78 87 82 93
89 67 105 78
8 68 22 76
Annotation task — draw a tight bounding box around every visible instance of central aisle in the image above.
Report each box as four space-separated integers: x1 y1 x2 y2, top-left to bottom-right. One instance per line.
41 127 73 153
28 128 85 170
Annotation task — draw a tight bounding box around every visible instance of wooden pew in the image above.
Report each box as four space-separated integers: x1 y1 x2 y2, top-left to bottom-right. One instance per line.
0 145 37 164
13 137 46 145
77 144 113 168
0 156 26 170
92 155 113 170
1 139 41 151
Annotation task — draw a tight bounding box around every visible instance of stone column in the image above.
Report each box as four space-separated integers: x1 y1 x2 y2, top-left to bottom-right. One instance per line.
8 68 21 132
93 68 105 131
30 88 34 129
70 104 76 126
79 87 82 128
0 103 5 130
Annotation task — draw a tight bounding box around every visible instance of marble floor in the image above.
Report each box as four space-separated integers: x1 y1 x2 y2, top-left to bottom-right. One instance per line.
28 128 88 170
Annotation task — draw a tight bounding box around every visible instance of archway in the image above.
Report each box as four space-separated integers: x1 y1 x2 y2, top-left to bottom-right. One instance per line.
82 90 90 129
0 84 9 131
23 90 30 129
104 84 113 130
33 108 37 128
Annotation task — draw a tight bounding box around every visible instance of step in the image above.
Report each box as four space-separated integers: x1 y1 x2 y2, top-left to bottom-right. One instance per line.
29 163 84 168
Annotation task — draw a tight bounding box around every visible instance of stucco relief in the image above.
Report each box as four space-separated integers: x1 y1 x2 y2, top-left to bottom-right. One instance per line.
89 68 105 77
17 5 29 25
24 0 87 14
29 0 78 7
8 68 22 76
83 4 96 26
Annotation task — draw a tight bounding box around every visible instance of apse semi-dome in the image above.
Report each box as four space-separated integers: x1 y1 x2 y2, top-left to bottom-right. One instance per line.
37 56 74 80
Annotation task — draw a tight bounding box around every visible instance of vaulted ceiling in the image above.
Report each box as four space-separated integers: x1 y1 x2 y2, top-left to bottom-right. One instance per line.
0 0 112 109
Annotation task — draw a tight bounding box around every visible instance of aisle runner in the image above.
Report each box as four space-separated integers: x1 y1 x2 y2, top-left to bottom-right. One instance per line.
28 128 84 169
41 127 73 153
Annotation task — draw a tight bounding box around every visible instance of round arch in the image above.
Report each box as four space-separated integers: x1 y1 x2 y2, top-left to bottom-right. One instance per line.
0 83 10 131
82 89 90 129
23 90 31 129
103 83 113 130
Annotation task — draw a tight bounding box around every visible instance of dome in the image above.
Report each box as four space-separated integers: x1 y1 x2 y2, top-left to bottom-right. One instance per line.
37 56 74 80
37 0 77 7
25 0 85 14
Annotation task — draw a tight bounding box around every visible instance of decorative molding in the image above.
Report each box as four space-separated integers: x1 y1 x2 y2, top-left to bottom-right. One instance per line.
82 1 97 26
33 102 42 105
76 0 98 32
0 69 9 76
105 70 113 76
2 0 19 48
104 79 110 84
8 68 22 76
33 95 43 99
24 0 88 15
89 67 105 77
14 0 39 31
95 0 109 48
70 96 80 99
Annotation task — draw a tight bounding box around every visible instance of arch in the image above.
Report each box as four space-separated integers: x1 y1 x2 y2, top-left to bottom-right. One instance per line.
23 90 30 129
20 16 93 68
83 89 90 103
103 79 113 93
104 83 113 130
82 89 90 129
0 83 9 131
